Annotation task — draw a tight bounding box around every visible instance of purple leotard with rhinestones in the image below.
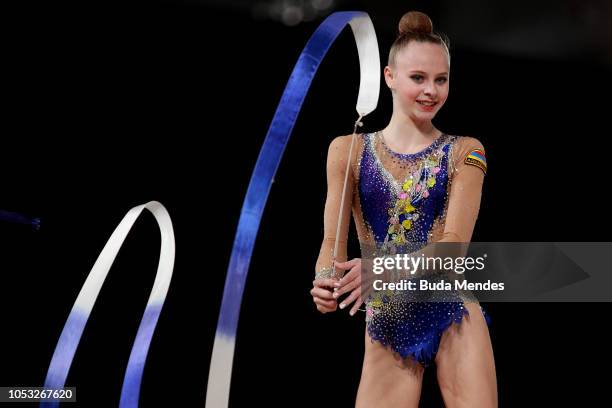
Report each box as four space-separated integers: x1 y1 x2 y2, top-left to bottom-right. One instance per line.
316 131 491 367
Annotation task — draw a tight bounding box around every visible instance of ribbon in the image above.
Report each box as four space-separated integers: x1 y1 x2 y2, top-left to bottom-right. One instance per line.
41 201 176 408
0 208 40 229
206 11 380 407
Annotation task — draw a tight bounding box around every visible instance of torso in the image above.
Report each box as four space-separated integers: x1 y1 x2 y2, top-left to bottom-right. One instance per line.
352 131 459 254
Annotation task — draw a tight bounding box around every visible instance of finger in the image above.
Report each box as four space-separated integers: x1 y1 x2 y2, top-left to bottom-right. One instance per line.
313 297 337 310
361 273 377 294
349 296 363 316
334 258 360 270
332 276 360 298
311 287 335 300
335 267 361 288
316 304 335 314
313 278 338 289
338 288 360 311
314 297 336 308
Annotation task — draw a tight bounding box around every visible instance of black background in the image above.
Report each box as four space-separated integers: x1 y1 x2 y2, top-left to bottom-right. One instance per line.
1 0 611 406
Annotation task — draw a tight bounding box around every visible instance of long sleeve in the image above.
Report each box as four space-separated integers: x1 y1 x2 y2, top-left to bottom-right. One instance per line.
439 136 486 243
314 134 356 279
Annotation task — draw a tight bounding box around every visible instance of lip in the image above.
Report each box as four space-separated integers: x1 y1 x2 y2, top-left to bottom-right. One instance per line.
416 100 437 111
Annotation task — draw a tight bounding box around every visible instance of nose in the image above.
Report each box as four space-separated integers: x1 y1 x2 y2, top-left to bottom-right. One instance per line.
423 80 438 98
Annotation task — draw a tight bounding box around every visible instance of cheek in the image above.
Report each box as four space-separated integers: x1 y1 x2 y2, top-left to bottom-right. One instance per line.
439 86 450 101
427 86 449 109
438 93 449 106
398 84 421 101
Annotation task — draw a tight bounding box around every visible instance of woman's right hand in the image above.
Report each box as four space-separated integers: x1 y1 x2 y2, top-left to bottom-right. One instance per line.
310 278 339 313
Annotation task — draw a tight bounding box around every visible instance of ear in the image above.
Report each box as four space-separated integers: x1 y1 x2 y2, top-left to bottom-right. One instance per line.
383 65 395 90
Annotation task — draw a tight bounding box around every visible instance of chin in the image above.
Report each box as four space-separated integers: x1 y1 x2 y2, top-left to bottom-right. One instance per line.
414 110 437 117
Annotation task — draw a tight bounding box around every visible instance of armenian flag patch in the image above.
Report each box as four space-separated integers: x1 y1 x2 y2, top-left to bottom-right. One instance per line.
464 149 487 174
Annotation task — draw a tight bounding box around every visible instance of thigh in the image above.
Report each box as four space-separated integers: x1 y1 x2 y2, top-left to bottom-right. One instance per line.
435 302 497 408
356 327 425 408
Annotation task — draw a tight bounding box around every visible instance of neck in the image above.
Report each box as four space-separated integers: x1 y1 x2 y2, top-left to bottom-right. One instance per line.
382 110 440 153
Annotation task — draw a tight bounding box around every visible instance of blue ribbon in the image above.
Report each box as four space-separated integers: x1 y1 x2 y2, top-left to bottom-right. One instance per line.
206 11 379 407
0 209 40 229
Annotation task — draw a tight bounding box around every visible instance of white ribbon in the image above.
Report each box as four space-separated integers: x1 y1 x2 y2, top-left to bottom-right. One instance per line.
42 201 175 408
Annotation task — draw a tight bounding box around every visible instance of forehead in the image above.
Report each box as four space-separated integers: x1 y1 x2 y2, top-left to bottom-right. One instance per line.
396 42 449 72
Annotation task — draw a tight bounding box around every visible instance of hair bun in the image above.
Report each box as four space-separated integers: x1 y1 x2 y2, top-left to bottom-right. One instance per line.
398 11 433 35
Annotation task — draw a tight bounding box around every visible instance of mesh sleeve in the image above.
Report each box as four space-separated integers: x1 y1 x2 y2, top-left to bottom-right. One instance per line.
441 136 487 243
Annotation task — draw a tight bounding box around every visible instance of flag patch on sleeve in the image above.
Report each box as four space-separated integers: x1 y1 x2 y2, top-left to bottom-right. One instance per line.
464 149 487 174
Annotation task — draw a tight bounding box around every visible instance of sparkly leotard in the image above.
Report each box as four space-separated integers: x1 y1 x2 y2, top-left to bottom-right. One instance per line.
316 130 490 367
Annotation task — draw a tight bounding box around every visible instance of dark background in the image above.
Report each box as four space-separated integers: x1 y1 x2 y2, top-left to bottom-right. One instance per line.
1 0 611 406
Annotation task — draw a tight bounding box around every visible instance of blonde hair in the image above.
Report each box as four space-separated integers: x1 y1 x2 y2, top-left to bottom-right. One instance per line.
388 11 451 67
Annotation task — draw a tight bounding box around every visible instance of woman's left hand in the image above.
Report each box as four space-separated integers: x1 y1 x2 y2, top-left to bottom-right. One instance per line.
332 258 363 316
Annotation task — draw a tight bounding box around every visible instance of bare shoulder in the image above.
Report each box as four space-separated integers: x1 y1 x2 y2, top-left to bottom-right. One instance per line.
328 133 364 161
327 133 364 175
328 134 357 154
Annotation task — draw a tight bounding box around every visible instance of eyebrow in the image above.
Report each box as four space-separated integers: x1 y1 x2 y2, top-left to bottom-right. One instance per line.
410 70 449 76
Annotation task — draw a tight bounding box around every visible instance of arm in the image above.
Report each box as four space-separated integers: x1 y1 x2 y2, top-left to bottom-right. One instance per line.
314 134 355 279
310 134 356 314
440 136 486 243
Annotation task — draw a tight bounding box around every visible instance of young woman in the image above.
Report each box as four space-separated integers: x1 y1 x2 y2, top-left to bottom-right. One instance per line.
310 11 497 407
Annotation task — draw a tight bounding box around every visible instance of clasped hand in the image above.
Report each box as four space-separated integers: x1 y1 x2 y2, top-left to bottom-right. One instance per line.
310 258 366 316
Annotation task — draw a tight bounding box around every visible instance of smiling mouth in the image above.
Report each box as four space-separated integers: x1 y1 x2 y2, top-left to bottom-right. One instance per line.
417 100 437 106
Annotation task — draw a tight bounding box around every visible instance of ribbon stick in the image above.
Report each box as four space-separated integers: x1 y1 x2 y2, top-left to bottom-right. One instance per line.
332 115 362 279
41 201 176 408
206 11 380 408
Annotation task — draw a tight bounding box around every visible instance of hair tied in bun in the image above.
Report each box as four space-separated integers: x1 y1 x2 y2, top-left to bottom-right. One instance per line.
399 11 433 35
